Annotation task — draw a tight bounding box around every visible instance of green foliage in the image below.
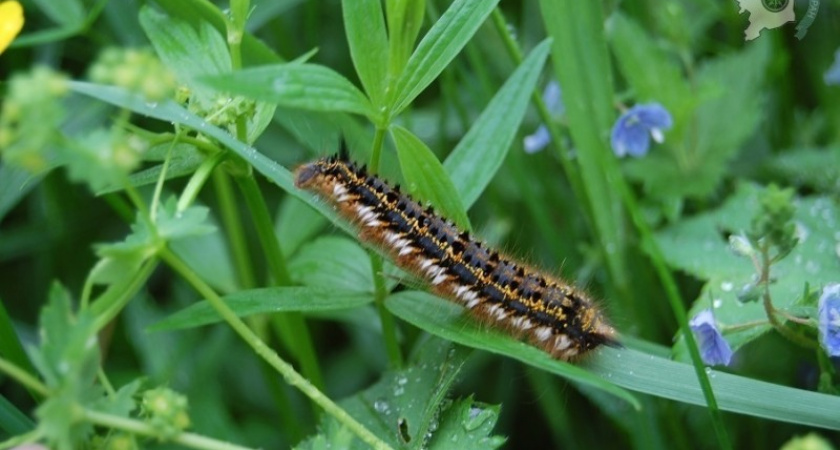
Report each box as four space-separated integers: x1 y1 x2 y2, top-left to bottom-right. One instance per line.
3 0 840 449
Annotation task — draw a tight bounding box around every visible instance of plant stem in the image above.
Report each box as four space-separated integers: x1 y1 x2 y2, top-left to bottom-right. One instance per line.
0 356 48 396
82 408 253 450
235 174 325 391
759 247 818 349
158 248 392 450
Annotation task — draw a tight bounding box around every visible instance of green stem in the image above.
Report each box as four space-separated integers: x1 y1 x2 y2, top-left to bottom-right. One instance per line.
611 171 732 450
235 175 325 391
82 409 252 450
91 258 159 331
759 248 818 349
367 128 403 368
0 429 44 450
178 151 226 213
0 356 49 396
158 248 392 450
212 169 258 289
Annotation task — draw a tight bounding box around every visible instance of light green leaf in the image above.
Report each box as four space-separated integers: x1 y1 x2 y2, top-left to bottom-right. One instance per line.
391 125 471 229
390 0 499 115
149 287 373 331
289 236 378 293
655 183 840 350
443 39 551 209
343 0 389 106
200 63 376 118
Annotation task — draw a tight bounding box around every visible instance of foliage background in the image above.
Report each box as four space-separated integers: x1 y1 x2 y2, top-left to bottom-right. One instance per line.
1 0 839 449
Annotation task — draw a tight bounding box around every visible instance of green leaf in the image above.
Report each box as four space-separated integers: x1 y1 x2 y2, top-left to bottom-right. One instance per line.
0 297 38 382
0 164 44 223
149 287 373 331
442 38 551 209
342 0 389 106
386 290 640 409
31 0 85 27
391 125 471 230
302 339 499 449
275 195 329 258
30 283 101 450
90 379 142 417
390 0 499 115
624 37 771 201
140 6 231 84
96 144 206 195
0 395 34 435
273 107 343 153
289 236 377 293
655 183 840 351
200 63 376 118
387 290 840 430
385 0 426 78
152 0 282 66
170 230 239 295
764 146 840 193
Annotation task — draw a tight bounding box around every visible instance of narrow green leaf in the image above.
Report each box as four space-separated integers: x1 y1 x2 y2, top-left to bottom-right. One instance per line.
391 125 471 230
0 298 38 386
200 63 376 118
342 0 389 106
31 0 85 27
390 0 499 115
0 394 34 435
0 164 43 223
443 39 551 209
149 287 373 331
385 0 426 79
387 290 840 429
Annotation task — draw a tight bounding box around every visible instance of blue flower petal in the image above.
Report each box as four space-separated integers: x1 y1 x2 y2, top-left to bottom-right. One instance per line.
818 283 840 357
825 50 840 86
633 103 673 129
611 113 651 157
610 102 672 158
524 125 551 154
689 309 733 366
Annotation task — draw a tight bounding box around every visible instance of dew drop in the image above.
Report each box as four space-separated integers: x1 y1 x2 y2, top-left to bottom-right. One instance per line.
720 281 734 292
374 398 390 414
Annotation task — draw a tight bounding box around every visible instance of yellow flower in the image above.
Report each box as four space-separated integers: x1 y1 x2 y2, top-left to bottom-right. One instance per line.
0 1 24 54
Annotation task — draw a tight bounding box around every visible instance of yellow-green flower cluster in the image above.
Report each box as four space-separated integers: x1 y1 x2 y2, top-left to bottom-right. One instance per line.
89 47 177 101
0 66 68 173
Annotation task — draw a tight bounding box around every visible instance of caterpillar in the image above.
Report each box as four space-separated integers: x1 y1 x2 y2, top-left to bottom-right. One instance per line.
294 154 617 361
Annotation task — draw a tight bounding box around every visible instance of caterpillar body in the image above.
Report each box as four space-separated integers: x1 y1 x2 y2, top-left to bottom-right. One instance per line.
294 155 617 361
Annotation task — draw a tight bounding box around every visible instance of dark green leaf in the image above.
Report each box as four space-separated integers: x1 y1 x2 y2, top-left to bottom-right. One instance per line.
442 39 551 209
390 0 499 115
391 125 471 229
149 287 373 331
200 63 376 118
343 0 389 106
0 164 44 223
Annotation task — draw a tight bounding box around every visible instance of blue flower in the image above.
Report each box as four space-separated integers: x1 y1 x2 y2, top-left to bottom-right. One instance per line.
523 81 564 154
689 309 733 366
818 283 840 357
610 103 673 158
825 49 840 85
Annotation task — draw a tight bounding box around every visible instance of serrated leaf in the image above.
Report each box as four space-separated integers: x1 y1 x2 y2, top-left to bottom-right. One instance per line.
343 0 389 106
655 183 840 351
442 39 551 209
149 287 373 331
429 397 505 449
90 379 142 418
200 63 376 118
624 38 771 201
140 7 231 85
156 197 215 241
390 0 499 115
307 339 475 448
391 125 471 230
30 283 101 450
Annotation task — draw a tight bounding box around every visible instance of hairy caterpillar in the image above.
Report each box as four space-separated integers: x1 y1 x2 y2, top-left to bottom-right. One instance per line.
294 155 617 361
